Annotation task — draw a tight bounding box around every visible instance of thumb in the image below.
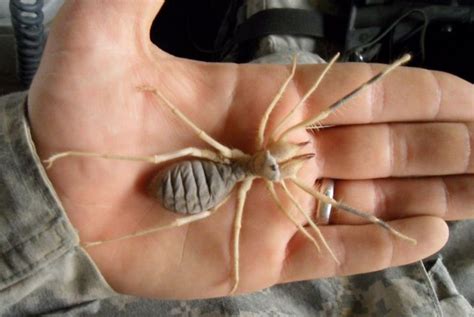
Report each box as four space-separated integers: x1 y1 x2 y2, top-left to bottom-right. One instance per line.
46 0 164 54
30 0 166 98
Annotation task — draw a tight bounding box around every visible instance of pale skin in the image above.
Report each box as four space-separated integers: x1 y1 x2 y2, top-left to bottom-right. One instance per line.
43 53 417 295
28 1 473 299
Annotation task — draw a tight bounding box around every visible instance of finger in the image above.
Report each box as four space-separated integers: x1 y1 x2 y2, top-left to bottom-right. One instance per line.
323 176 474 224
296 63 473 125
280 216 448 283
47 0 164 53
313 122 473 179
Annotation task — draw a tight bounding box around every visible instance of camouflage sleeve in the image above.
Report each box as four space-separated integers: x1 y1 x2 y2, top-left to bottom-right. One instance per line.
0 92 116 316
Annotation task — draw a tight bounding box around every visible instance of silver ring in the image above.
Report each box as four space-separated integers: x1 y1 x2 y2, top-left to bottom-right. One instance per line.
316 178 335 225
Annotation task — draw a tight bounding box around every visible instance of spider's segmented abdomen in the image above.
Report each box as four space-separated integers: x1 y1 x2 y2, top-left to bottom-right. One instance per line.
150 160 246 214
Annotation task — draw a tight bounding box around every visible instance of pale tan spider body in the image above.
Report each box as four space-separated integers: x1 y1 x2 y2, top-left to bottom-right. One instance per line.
44 53 416 295
147 141 311 213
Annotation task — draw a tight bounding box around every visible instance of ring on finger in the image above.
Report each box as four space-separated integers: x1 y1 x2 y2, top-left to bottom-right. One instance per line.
315 178 335 225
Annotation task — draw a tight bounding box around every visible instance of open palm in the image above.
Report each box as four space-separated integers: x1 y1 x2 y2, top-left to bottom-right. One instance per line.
27 1 473 299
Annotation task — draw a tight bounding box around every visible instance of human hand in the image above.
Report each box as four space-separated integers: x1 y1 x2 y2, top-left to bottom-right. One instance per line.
28 1 473 299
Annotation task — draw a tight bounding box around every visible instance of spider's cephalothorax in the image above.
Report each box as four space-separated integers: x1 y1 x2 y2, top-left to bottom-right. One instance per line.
248 140 314 182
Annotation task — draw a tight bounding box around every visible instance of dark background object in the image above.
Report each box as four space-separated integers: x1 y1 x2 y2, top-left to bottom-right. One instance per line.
9 0 45 88
344 1 474 82
150 0 234 62
150 0 473 82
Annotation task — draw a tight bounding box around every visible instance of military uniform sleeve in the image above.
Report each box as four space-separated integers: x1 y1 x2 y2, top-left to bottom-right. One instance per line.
0 92 116 316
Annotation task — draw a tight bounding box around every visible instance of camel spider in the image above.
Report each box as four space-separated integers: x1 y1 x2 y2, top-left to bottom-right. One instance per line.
44 53 416 295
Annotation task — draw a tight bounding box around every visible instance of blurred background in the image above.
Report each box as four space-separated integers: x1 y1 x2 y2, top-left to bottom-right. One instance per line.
1 0 473 95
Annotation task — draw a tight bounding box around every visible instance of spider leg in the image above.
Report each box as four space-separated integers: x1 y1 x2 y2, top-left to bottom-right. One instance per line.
43 147 225 169
256 54 298 150
290 178 417 244
265 181 322 255
270 53 340 142
278 54 411 141
280 180 340 265
83 190 234 248
229 177 254 295
82 210 214 248
139 85 244 159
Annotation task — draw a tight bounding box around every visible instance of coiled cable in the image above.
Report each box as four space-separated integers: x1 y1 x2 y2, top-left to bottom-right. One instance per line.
9 0 45 88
